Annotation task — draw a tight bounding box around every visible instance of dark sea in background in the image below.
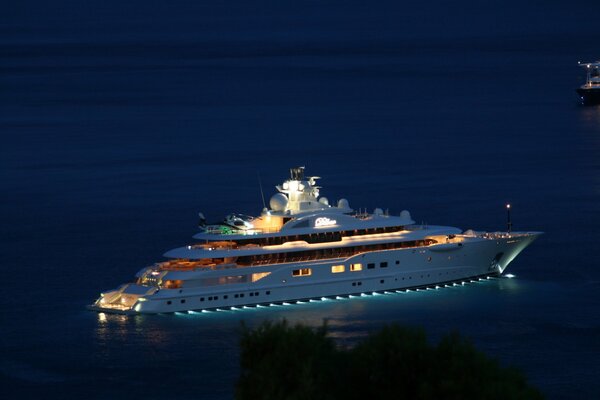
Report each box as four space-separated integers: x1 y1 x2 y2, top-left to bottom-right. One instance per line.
2 1 600 398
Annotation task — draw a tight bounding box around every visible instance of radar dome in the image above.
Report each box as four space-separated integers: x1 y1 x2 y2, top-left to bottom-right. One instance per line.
337 198 350 209
400 210 411 220
270 193 288 211
374 208 384 216
319 197 329 206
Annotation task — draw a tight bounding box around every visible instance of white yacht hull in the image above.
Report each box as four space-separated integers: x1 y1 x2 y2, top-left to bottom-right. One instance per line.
89 232 539 315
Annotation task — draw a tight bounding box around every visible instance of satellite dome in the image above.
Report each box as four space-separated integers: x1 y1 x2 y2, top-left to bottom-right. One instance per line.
374 208 384 216
270 193 288 211
337 198 350 209
319 197 329 206
400 210 411 220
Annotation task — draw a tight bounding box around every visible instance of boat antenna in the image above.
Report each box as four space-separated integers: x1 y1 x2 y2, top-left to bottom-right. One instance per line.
257 171 267 210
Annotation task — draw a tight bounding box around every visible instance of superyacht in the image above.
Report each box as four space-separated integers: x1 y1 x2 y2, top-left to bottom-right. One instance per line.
89 167 540 314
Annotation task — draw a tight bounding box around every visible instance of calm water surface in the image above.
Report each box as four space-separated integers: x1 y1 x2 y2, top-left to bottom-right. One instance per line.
2 1 600 398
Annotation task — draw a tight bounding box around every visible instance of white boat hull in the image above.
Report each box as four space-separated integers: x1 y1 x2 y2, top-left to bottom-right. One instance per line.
89 232 539 314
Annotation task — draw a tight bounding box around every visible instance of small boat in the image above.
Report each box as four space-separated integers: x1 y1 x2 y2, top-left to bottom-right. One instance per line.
576 61 600 105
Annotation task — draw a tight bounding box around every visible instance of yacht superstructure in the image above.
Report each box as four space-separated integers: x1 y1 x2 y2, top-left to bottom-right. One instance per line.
577 61 600 105
89 167 540 314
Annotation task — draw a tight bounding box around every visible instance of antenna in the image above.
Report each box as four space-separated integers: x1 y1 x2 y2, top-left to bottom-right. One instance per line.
257 171 267 209
506 203 512 233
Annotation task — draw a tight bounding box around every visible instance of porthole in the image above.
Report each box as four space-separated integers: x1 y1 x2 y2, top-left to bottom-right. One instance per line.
180 299 186 304
167 301 172 305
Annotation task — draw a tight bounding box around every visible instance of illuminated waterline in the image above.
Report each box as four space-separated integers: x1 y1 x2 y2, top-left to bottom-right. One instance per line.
164 277 498 316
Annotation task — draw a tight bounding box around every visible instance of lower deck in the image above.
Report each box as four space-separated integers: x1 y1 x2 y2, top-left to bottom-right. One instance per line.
88 271 500 315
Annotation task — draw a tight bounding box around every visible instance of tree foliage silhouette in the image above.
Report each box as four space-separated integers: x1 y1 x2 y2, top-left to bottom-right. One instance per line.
236 320 542 400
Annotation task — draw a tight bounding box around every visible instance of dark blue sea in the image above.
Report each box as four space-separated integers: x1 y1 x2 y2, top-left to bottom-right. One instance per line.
2 1 600 398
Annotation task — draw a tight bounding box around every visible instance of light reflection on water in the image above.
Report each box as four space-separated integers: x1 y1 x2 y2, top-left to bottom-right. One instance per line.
578 105 600 129
577 105 600 195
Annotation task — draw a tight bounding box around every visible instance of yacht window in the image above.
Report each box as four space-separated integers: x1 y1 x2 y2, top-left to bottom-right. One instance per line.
367 263 375 269
331 265 345 273
163 280 183 289
292 220 310 228
395 260 400 265
350 263 362 272
292 268 312 277
380 262 388 268
266 291 271 295
200 297 205 301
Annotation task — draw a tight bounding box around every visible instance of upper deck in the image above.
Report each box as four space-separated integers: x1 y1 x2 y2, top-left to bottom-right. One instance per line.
193 166 415 242
164 224 462 260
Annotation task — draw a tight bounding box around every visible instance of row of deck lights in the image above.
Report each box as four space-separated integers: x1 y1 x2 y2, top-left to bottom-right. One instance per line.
176 276 503 316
